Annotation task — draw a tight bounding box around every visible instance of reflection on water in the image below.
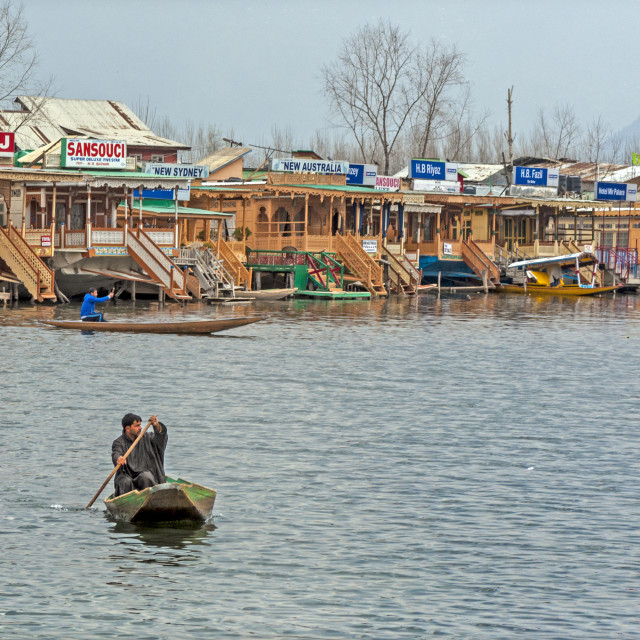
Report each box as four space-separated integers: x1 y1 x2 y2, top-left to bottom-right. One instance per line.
3 293 640 639
109 519 216 550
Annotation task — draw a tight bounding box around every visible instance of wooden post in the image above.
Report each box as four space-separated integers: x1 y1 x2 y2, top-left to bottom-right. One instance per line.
304 194 309 252
21 182 26 235
86 184 92 247
437 271 441 292
131 280 136 301
139 185 143 226
482 269 488 293
51 182 57 255
242 197 247 252
174 187 179 248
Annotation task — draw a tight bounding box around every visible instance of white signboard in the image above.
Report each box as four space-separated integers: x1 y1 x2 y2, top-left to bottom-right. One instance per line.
362 239 378 254
413 179 461 194
375 175 401 191
443 243 453 255
271 158 349 174
144 163 210 179
584 244 594 253
61 138 127 169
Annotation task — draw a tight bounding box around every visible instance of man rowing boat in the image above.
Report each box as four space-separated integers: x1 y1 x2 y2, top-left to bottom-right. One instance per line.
112 413 167 497
80 287 113 322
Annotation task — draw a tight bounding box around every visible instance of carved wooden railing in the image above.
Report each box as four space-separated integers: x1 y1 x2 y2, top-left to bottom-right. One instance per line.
0 224 56 301
335 232 387 296
217 238 250 289
461 238 500 283
126 227 189 300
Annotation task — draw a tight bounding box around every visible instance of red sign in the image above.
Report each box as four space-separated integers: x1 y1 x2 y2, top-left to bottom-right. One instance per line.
41 235 51 247
0 132 15 157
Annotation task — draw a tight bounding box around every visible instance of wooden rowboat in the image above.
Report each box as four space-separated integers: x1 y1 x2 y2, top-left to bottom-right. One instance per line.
104 476 216 524
235 287 297 301
43 316 266 334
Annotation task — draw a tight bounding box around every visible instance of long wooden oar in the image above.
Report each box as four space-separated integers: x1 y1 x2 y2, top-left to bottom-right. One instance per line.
86 419 152 509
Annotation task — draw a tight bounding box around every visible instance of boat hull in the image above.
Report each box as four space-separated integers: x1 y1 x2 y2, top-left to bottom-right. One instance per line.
236 288 297 300
497 283 620 297
43 316 266 334
105 477 216 524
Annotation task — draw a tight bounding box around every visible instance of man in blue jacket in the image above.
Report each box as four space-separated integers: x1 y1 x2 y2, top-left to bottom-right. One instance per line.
80 287 114 322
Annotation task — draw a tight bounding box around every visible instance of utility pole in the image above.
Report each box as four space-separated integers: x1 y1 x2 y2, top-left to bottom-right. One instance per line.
504 86 515 168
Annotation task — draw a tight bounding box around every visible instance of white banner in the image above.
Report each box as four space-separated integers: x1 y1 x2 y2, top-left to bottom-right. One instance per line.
413 179 461 193
362 239 378 254
61 138 127 169
375 175 401 191
271 158 349 174
144 163 209 179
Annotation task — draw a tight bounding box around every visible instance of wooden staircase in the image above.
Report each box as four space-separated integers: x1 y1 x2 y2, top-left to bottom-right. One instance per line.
216 238 251 290
382 245 421 295
0 224 56 302
461 238 500 286
177 246 236 297
335 232 387 296
126 227 191 301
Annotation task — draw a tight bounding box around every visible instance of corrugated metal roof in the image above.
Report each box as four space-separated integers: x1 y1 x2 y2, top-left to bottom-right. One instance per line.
198 147 252 173
1 97 189 150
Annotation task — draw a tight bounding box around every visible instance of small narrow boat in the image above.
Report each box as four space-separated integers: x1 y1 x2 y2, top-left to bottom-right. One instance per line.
104 476 216 524
499 252 621 297
235 287 297 300
43 316 266 334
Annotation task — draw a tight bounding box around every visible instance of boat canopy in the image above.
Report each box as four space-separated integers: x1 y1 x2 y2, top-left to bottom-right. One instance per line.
507 252 598 270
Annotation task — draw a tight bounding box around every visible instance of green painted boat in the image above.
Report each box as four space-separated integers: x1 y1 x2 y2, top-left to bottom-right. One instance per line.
104 476 216 524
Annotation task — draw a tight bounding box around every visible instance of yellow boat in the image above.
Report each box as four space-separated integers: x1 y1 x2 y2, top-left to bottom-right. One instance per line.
499 252 622 297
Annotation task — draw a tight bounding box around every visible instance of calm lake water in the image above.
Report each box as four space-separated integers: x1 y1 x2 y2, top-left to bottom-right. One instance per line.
1 292 640 639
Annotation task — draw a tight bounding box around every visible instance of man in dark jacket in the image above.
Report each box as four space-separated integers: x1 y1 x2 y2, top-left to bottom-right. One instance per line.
80 287 113 322
112 413 168 496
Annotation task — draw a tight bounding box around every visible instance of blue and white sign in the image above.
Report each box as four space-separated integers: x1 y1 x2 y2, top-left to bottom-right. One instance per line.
271 158 349 174
595 182 638 202
410 159 458 181
144 163 209 179
133 187 191 201
513 166 559 187
346 163 377 186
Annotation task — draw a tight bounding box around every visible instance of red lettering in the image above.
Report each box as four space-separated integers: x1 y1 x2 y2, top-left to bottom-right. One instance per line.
91 142 98 157
105 143 113 157
98 143 105 156
67 141 75 156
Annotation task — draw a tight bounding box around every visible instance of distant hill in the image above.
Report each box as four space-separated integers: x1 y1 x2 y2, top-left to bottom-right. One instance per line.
619 116 640 141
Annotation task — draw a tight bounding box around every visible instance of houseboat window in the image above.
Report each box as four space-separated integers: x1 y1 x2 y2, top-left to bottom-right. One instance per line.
257 208 269 235
423 216 433 241
70 203 85 229
273 207 291 236
293 209 305 236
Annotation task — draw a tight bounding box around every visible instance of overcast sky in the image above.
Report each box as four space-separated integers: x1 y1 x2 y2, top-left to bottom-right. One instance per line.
22 0 640 149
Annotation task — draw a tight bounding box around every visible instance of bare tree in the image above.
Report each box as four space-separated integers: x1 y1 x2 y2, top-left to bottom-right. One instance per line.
409 39 471 158
0 1 54 139
580 115 609 164
0 1 39 104
322 20 430 174
531 104 581 159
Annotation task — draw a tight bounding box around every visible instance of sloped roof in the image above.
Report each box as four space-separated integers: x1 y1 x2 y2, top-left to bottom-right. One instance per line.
0 96 189 150
198 147 252 173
